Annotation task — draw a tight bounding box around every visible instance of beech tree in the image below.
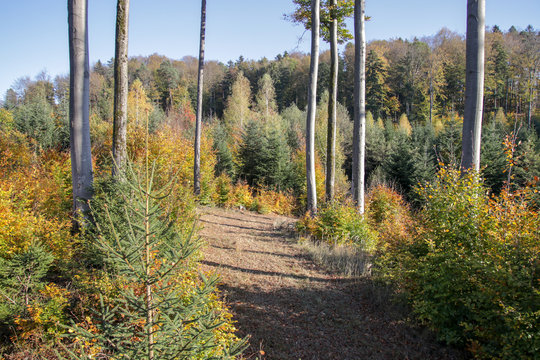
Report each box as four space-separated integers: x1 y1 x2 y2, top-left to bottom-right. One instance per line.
351 0 366 213
112 0 130 175
306 0 320 215
289 0 353 202
461 0 485 172
326 0 339 201
194 0 206 196
68 0 93 226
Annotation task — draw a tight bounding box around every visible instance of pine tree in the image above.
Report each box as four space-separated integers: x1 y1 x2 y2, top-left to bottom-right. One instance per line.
366 50 390 119
0 242 54 325
364 111 387 184
213 123 236 178
481 119 506 194
63 152 246 359
264 125 292 190
238 121 267 186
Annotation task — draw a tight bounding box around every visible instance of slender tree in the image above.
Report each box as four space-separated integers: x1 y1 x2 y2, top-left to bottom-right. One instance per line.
112 0 130 175
288 0 353 202
306 0 320 215
68 0 93 227
351 0 366 213
461 0 485 171
325 0 338 201
194 0 206 196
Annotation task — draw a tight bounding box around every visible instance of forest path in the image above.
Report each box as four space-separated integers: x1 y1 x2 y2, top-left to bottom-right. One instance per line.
198 207 464 360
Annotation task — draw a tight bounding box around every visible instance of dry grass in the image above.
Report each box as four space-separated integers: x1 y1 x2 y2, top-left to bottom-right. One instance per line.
299 239 372 277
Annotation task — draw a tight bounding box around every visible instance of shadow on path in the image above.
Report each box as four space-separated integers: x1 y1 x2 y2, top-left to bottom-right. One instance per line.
198 207 466 360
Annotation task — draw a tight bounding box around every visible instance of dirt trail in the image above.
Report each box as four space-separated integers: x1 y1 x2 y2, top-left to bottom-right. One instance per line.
198 207 464 360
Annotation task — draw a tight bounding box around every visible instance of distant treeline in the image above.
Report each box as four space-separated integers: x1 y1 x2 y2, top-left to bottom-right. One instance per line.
4 25 538 127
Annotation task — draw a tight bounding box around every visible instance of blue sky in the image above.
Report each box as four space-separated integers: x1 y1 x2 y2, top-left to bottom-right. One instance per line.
1 0 538 97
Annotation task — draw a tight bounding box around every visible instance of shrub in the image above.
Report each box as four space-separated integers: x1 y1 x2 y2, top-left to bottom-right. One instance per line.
366 185 414 250
379 167 540 358
297 202 378 252
252 188 296 215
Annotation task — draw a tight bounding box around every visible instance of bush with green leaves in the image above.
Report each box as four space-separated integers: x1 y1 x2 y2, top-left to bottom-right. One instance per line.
63 159 246 359
378 167 540 359
297 202 378 252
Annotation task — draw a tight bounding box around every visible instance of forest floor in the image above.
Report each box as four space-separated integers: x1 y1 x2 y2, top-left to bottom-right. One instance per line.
198 207 466 360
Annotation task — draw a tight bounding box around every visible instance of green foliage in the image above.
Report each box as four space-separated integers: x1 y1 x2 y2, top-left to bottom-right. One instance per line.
0 241 56 334
148 106 166 133
212 123 236 178
298 202 378 252
282 104 304 151
481 119 506 194
64 159 246 359
377 167 540 358
238 121 292 190
13 99 66 150
288 0 354 43
383 130 415 195
434 115 462 167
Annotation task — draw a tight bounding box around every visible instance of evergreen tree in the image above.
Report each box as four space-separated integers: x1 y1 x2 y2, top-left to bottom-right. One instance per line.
481 119 506 194
212 123 236 178
264 125 292 190
435 115 462 167
384 131 414 196
364 112 387 186
410 124 437 201
366 50 390 119
238 121 267 186
63 158 246 359
0 242 54 326
155 60 180 113
13 99 58 150
281 103 305 151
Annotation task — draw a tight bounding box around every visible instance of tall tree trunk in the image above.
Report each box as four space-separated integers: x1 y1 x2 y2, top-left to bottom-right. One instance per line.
306 0 320 215
68 0 93 228
528 71 535 129
429 70 434 124
112 0 130 176
461 0 485 172
352 0 366 214
325 0 338 202
194 0 206 196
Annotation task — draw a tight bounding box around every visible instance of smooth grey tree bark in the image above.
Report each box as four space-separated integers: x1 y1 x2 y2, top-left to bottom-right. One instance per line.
461 0 485 172
112 0 130 176
325 0 338 202
68 0 93 227
351 0 366 214
194 0 206 196
306 0 320 215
